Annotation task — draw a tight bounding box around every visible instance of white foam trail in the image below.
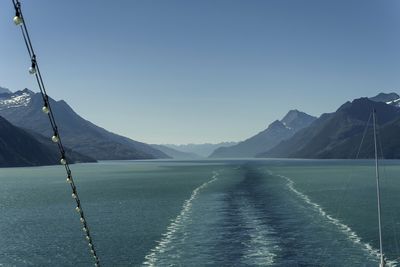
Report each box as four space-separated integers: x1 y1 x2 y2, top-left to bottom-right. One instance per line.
238 200 279 265
142 171 219 266
272 172 397 266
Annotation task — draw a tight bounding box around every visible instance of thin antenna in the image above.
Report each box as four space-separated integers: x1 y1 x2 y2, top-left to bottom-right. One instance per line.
373 109 385 267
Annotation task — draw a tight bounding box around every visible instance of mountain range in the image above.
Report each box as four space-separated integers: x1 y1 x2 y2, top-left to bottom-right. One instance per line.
0 89 169 161
369 92 400 106
2 86 400 165
209 110 316 158
151 144 201 159
258 93 400 159
165 142 237 157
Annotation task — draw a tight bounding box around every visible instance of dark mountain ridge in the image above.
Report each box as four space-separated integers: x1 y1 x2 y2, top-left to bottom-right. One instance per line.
0 116 94 167
369 92 400 103
258 97 400 159
0 89 169 160
209 110 316 158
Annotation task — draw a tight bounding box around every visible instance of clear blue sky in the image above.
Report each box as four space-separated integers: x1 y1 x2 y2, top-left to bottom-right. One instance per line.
1 0 400 144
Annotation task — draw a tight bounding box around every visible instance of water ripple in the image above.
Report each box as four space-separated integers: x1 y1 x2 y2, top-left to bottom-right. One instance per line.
274 172 397 266
142 171 220 266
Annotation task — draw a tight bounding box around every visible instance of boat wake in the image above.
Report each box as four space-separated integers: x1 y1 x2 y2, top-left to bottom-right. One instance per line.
236 198 280 265
275 173 397 266
142 171 219 266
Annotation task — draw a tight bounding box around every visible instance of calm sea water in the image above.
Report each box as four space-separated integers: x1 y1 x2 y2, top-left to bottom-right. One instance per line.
1 159 400 266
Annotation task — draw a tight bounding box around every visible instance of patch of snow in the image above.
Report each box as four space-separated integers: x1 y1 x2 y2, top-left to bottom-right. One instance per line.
0 92 32 110
281 121 292 130
386 98 400 107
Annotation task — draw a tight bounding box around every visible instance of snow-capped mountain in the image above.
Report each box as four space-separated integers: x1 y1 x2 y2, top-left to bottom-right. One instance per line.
386 98 400 107
0 88 169 160
259 96 400 159
0 88 33 110
209 110 316 158
369 92 400 107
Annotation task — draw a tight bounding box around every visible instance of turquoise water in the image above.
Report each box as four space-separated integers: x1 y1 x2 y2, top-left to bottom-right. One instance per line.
0 159 399 266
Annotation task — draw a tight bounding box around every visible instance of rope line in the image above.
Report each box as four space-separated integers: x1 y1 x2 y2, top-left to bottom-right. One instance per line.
11 1 100 266
355 112 372 159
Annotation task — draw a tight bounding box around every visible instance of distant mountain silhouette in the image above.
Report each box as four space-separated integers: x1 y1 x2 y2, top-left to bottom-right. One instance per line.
0 89 169 160
0 86 11 94
165 142 237 157
259 95 400 159
209 110 316 158
0 116 94 167
151 144 201 159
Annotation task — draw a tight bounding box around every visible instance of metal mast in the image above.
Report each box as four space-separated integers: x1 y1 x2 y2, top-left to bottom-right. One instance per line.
373 109 385 267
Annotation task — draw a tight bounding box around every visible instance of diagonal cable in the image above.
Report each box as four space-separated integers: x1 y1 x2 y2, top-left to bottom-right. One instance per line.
11 1 101 266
